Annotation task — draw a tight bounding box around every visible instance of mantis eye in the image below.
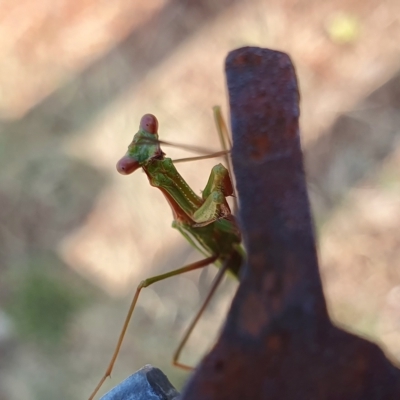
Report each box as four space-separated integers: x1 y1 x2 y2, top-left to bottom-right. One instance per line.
116 156 140 175
140 114 158 134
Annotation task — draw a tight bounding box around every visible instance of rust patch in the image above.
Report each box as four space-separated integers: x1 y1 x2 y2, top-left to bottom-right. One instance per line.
238 291 269 337
262 271 278 293
231 51 262 67
248 134 271 162
266 334 283 352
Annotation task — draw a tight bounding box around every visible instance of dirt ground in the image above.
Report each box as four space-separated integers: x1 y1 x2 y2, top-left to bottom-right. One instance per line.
0 0 400 399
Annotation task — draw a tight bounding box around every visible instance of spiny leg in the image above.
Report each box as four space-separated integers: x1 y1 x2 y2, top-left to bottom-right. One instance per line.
172 257 231 370
88 255 218 400
213 106 238 215
172 150 230 164
165 109 230 164
213 106 232 158
191 163 235 227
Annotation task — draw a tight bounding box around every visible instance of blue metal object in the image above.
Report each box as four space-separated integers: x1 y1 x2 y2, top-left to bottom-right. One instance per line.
100 365 179 400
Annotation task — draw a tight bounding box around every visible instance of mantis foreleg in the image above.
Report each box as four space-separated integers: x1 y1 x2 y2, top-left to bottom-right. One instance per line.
192 163 234 227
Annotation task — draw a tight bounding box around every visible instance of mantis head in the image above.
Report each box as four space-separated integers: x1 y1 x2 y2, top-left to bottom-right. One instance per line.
116 114 163 175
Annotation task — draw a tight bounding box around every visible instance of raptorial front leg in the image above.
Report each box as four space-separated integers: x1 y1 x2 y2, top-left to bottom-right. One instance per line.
192 164 234 227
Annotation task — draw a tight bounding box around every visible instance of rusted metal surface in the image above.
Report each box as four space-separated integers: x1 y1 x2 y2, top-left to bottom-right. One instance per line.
180 47 400 399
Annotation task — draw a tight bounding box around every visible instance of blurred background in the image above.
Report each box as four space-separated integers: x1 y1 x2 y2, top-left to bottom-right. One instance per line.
0 0 400 398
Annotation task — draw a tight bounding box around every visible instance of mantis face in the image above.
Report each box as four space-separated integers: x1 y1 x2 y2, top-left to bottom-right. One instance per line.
116 114 163 175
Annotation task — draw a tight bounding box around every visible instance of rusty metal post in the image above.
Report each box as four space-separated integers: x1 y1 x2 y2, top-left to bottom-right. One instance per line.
180 47 400 399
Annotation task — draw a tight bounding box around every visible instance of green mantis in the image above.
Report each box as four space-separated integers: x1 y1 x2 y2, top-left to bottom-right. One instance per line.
89 107 244 400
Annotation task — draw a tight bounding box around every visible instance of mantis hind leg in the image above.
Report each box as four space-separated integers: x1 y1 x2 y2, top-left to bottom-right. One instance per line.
89 255 218 400
172 257 231 370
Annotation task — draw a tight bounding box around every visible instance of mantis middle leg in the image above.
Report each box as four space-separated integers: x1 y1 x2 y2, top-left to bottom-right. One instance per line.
89 255 218 400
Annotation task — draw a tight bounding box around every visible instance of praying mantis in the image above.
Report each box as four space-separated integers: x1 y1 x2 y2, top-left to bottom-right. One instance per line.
89 107 244 399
